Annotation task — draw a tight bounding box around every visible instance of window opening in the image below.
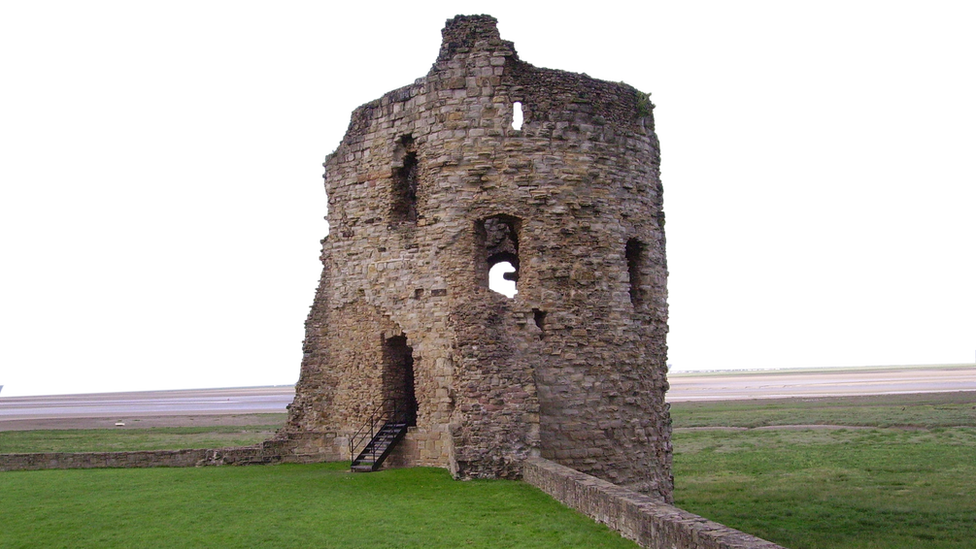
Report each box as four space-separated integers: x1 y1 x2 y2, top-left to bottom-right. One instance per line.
391 135 418 223
512 101 522 130
626 238 645 306
532 308 546 338
476 215 521 298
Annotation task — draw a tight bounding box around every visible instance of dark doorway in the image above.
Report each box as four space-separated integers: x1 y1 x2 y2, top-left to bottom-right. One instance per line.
382 334 417 426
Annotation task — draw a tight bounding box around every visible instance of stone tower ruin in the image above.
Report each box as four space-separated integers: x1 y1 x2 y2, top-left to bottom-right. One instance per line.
279 14 672 501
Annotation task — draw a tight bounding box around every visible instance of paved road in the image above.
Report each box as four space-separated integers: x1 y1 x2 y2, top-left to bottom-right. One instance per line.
1 366 974 422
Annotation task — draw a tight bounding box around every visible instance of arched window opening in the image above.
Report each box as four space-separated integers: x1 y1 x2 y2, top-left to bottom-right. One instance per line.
475 215 521 298
512 101 524 131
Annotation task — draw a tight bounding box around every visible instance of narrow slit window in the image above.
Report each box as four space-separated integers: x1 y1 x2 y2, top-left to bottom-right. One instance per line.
512 101 523 131
391 135 418 223
626 238 644 307
533 308 546 338
489 261 518 297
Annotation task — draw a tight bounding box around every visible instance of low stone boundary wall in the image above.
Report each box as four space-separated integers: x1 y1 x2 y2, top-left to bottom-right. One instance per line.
523 457 786 549
0 445 312 472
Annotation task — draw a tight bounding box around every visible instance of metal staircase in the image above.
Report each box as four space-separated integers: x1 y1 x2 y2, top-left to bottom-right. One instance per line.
349 399 411 472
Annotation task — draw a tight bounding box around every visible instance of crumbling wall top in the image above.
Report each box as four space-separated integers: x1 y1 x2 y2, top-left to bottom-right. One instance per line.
436 14 516 63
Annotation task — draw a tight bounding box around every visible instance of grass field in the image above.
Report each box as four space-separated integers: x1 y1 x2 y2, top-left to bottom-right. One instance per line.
0 421 283 453
669 391 976 548
0 462 637 549
2 392 975 548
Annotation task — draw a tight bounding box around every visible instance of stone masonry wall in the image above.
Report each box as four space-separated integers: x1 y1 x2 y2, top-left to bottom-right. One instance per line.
0 442 316 473
523 458 786 549
280 14 672 501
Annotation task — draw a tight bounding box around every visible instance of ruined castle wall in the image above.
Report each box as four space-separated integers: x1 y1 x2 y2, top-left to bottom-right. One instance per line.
283 15 671 501
431 16 672 498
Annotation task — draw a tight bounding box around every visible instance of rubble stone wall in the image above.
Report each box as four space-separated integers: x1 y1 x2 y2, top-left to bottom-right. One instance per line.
523 458 786 549
280 14 672 501
0 443 319 472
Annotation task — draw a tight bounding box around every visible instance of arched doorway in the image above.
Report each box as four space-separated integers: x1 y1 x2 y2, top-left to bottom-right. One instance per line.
382 334 417 426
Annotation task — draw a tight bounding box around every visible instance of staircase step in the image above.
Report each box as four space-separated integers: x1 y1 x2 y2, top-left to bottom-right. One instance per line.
350 417 409 473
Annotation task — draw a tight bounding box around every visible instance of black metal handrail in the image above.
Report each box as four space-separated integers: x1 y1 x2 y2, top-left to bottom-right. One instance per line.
349 398 405 464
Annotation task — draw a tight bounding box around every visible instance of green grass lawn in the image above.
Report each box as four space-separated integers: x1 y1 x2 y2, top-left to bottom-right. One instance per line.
4 392 975 548
670 391 976 549
0 424 281 453
670 391 976 429
0 462 636 549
